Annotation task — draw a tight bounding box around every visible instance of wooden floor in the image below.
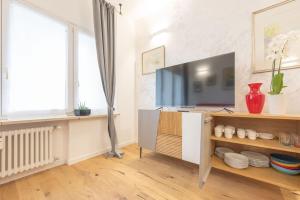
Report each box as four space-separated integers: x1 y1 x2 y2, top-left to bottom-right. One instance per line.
0 144 298 200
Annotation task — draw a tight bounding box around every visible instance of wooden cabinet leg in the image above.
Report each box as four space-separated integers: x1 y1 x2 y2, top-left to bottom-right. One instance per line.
140 147 142 159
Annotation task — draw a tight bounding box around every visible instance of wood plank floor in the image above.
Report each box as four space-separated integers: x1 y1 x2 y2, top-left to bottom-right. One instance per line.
0 144 298 200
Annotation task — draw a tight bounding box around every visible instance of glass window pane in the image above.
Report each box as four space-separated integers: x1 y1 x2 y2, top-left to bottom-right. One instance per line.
77 31 106 111
5 2 68 113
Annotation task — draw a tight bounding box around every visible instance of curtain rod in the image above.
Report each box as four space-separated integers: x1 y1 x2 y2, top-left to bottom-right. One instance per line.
117 3 122 15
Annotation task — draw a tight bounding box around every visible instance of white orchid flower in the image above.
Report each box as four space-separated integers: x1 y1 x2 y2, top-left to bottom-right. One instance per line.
266 29 300 61
287 30 300 40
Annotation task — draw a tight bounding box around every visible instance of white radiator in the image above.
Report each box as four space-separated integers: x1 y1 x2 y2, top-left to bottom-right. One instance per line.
0 126 54 178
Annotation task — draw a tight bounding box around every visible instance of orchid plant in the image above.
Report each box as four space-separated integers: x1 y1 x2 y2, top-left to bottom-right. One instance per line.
266 30 300 95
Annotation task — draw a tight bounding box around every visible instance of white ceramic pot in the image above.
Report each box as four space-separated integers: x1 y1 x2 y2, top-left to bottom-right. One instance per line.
214 125 224 138
237 129 246 139
224 126 235 139
247 130 258 140
268 94 286 115
225 132 234 139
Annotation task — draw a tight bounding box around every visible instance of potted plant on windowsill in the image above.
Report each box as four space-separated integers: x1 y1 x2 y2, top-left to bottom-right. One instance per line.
74 102 91 116
266 31 300 114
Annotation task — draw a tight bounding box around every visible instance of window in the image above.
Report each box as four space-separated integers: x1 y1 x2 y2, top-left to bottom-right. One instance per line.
76 31 106 111
0 1 108 118
2 1 68 115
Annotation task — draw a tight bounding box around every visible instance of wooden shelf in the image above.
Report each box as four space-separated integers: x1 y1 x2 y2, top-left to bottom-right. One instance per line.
211 135 300 154
210 112 300 121
211 156 300 191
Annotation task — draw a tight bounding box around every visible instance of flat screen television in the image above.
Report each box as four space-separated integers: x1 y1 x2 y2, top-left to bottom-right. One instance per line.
156 52 235 107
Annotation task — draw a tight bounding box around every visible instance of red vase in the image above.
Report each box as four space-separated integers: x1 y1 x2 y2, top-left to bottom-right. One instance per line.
246 83 265 114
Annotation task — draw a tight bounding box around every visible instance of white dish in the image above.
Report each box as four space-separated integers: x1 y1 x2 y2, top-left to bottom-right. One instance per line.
240 151 270 168
259 132 274 140
215 147 234 159
224 153 249 169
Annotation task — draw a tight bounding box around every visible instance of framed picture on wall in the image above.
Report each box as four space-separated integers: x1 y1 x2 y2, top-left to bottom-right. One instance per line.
142 46 165 75
252 0 300 73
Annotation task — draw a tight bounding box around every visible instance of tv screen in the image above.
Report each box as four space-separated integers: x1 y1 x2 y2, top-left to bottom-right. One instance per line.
156 52 235 107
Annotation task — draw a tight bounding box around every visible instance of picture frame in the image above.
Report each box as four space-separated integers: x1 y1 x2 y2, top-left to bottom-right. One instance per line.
142 46 165 75
252 0 300 73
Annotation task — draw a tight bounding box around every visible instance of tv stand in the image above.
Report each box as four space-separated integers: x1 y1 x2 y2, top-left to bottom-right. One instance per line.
177 110 189 112
180 106 195 108
138 110 210 164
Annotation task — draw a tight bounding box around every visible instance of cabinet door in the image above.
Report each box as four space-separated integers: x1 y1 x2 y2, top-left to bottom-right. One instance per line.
138 110 160 151
182 112 202 164
156 112 182 159
157 112 182 136
199 114 212 188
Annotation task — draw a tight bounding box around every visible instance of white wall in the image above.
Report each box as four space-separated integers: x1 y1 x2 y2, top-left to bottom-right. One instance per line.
68 118 111 165
133 0 300 114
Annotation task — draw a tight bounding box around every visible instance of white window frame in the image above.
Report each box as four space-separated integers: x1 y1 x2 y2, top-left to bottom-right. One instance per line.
0 0 109 119
0 0 73 118
74 28 108 114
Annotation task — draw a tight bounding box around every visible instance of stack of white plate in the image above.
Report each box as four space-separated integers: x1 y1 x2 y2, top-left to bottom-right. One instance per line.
241 151 270 168
224 153 249 169
259 132 274 140
215 147 234 160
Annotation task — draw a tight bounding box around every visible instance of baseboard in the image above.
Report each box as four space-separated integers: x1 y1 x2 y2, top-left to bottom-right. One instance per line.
0 160 65 185
67 139 136 165
67 149 107 165
118 139 136 148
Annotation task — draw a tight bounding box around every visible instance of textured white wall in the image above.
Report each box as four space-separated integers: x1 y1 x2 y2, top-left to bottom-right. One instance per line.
133 0 300 114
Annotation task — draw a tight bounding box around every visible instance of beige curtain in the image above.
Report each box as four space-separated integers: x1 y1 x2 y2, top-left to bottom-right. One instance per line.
93 0 122 158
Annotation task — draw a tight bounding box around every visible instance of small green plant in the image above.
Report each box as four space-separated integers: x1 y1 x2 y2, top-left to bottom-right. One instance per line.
78 102 89 110
269 57 286 95
267 31 300 95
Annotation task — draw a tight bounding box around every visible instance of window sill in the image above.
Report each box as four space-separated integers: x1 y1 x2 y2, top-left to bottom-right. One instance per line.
0 113 120 126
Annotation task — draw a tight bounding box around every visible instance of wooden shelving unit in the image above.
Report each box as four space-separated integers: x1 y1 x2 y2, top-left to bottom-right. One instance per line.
212 156 300 191
211 135 300 154
210 112 300 121
209 112 300 192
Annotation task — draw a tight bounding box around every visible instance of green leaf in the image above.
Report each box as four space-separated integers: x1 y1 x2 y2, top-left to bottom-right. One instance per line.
270 73 284 94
